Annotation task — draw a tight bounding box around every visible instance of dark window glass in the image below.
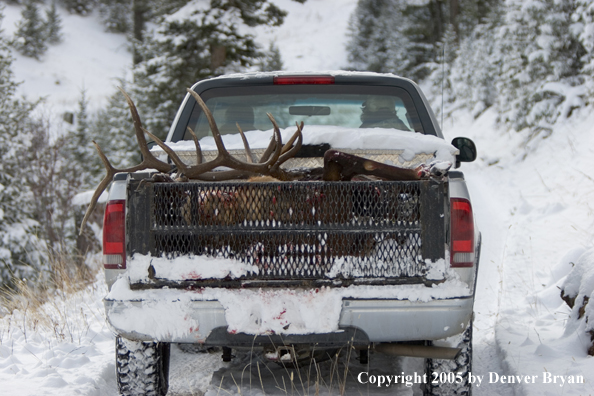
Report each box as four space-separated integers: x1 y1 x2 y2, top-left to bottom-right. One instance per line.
180 85 424 141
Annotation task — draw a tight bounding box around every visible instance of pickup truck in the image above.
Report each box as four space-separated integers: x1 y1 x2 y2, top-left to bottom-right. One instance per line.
100 72 480 396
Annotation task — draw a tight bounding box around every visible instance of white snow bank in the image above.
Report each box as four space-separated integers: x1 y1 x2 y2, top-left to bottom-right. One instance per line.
155 126 458 165
0 267 117 396
560 248 594 336
560 248 594 302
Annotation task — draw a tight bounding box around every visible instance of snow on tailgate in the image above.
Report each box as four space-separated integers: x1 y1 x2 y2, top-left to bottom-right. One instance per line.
128 253 259 282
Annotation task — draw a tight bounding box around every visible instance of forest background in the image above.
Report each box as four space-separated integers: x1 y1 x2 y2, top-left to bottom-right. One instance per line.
0 0 592 292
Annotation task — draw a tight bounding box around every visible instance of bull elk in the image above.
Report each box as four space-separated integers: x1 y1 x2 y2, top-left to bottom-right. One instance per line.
80 88 305 233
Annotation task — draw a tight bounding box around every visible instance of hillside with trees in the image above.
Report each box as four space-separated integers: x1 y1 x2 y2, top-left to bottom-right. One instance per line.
0 0 306 289
347 0 591 137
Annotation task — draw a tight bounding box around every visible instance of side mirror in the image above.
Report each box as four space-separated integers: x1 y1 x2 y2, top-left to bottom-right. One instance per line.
451 137 477 168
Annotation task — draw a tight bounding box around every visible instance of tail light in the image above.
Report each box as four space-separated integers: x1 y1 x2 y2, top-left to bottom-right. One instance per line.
103 200 126 269
450 198 475 267
273 76 335 85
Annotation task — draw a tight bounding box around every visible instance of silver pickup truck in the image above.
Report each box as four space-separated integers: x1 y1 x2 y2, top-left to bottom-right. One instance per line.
100 72 480 396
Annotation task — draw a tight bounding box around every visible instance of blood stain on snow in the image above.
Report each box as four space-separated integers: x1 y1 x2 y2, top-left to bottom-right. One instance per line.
273 309 287 320
183 271 202 280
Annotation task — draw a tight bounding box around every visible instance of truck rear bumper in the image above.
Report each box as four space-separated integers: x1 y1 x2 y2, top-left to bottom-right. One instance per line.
104 296 473 344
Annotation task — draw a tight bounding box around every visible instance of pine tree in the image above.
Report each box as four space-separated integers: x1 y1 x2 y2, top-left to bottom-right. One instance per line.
97 0 132 33
92 82 139 169
494 0 585 132
346 0 503 82
45 1 62 44
0 12 43 285
61 0 94 16
450 22 499 117
346 0 437 81
13 0 47 59
346 0 393 73
259 42 283 71
572 1 594 94
131 0 306 139
426 4 503 119
62 89 103 186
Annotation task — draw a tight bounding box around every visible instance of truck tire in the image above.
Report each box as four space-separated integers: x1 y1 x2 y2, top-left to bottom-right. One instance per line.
116 336 170 396
424 321 472 396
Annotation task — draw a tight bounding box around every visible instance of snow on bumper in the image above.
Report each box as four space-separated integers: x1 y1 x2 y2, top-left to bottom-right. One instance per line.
104 273 473 343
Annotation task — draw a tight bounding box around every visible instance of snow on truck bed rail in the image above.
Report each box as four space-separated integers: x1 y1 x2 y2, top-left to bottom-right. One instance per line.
155 126 458 165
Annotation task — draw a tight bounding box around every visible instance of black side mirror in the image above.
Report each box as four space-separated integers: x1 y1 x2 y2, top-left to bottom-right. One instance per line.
451 137 477 168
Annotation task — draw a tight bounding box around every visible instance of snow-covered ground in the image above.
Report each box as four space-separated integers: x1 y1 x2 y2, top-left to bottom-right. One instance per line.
2 3 130 115
2 0 594 395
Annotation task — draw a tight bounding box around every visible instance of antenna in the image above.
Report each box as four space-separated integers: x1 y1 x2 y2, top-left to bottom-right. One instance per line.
441 41 445 132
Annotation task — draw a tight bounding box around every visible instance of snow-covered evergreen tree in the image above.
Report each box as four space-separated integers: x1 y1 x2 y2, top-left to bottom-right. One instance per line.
13 0 47 59
92 82 139 169
347 0 503 82
0 12 44 285
426 4 502 119
61 0 94 16
62 89 103 187
131 0 306 139
259 42 283 71
45 1 62 44
346 0 392 73
572 1 594 95
97 0 132 33
346 0 441 81
494 0 586 133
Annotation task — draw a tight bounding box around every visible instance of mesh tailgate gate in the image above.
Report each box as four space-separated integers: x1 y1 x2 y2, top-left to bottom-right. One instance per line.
127 179 448 287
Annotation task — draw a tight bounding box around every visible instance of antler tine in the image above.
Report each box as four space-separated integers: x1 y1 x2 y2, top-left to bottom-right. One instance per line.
118 87 171 173
186 127 202 164
183 88 283 176
276 121 303 165
186 88 227 154
262 113 285 166
79 141 117 234
236 123 255 164
280 121 304 155
258 130 280 164
142 127 190 174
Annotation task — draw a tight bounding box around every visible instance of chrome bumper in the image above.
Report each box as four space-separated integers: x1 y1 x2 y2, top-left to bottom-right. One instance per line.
104 296 473 344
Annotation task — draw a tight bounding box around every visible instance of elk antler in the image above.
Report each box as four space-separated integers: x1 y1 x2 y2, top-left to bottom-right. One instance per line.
79 88 173 234
80 88 306 233
146 88 304 181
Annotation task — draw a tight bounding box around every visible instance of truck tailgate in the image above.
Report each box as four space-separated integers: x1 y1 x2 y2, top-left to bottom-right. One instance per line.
126 179 449 288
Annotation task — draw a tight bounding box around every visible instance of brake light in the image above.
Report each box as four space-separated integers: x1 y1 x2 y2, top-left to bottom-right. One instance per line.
103 200 126 269
273 76 335 85
450 198 474 267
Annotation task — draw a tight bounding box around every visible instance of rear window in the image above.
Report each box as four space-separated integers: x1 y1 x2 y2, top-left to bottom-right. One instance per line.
179 85 424 141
